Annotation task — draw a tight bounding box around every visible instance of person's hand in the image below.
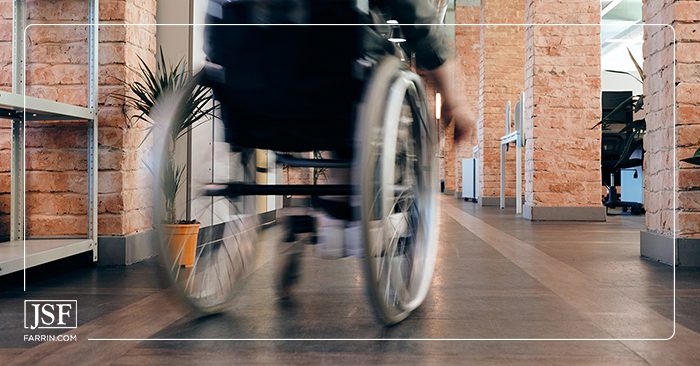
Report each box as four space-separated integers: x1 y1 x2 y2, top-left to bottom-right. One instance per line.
422 60 476 144
443 103 476 144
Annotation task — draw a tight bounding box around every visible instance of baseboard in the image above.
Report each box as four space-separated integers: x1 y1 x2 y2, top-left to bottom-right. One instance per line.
98 230 156 266
283 197 311 207
479 196 518 207
443 189 456 195
523 204 606 222
97 211 278 266
640 230 700 267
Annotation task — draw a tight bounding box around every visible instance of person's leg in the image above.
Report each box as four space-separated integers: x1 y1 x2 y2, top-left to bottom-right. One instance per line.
275 208 311 301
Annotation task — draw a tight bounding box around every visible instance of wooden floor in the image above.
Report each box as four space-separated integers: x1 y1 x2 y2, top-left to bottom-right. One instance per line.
2 196 699 365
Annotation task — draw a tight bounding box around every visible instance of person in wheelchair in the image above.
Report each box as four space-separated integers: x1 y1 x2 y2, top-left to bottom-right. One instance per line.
153 0 475 325
204 0 475 149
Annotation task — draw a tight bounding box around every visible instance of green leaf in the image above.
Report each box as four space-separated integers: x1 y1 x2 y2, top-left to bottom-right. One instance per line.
627 47 645 82
681 147 700 166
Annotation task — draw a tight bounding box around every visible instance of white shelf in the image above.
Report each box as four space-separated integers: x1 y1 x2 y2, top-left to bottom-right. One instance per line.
0 91 94 121
0 239 95 276
0 0 99 277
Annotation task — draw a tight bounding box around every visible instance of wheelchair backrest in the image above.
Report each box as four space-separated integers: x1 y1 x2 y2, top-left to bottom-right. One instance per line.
203 0 371 151
206 0 366 24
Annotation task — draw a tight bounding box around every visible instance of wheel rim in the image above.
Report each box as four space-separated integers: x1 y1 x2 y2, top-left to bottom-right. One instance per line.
358 58 438 324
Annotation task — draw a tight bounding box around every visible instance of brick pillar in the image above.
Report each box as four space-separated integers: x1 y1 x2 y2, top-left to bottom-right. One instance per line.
454 1 480 196
443 117 456 193
429 76 457 194
0 1 157 261
641 0 700 266
477 0 525 206
522 0 605 221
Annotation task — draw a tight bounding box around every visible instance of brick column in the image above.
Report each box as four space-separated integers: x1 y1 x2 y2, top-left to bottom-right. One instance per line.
641 0 700 266
477 0 525 206
522 0 605 221
454 0 480 197
0 0 157 262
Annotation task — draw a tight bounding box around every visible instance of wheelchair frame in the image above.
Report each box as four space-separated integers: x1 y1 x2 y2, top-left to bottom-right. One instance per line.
151 52 438 325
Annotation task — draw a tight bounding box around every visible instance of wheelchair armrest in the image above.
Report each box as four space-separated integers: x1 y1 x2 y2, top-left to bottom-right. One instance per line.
200 61 227 87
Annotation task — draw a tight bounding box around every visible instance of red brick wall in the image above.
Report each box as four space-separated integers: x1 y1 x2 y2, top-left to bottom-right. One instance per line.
0 1 10 92
424 78 445 189
644 0 700 239
478 0 525 200
0 0 156 237
0 118 7 236
98 0 157 235
0 1 12 235
454 5 480 194
443 115 456 192
523 0 601 208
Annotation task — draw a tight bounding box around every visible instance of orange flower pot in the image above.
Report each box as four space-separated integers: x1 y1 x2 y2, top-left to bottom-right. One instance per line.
163 223 200 268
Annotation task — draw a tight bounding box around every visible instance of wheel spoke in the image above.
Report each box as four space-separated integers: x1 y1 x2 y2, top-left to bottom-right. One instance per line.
361 61 438 324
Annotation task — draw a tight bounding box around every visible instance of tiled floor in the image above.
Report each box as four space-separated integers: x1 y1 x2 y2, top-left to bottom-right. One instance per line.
2 196 700 365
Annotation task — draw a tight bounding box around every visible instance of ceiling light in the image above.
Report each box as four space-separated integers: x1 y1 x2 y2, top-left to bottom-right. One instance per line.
604 38 643 44
388 26 405 43
436 93 442 120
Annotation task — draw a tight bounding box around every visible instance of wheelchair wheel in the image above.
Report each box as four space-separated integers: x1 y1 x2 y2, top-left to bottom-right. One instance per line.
150 71 260 313
357 57 439 325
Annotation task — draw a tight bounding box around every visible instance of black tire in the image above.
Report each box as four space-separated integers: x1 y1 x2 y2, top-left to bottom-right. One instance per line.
356 57 439 325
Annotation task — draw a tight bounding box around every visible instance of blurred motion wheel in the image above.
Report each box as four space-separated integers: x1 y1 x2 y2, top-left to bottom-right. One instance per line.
150 71 260 314
357 57 439 325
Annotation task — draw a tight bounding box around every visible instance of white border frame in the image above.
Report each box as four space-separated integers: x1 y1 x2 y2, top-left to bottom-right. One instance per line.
18 22 676 342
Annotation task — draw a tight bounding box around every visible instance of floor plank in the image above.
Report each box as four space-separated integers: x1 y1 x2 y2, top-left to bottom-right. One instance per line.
1 196 698 365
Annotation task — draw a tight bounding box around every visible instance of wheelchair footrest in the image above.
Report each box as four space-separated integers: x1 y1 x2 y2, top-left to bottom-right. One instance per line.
203 183 353 197
276 154 352 169
312 197 354 221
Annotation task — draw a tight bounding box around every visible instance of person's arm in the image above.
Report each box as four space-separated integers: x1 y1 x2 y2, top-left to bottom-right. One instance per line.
423 59 476 143
386 0 476 142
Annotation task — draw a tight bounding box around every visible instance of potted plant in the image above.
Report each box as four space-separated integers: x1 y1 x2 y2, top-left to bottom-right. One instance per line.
122 48 214 267
312 150 328 185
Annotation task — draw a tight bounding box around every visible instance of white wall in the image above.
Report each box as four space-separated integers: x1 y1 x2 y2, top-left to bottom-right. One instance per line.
156 0 192 65
156 0 192 222
601 70 643 95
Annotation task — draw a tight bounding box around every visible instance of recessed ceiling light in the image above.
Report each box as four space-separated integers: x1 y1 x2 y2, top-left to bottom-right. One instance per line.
604 38 643 44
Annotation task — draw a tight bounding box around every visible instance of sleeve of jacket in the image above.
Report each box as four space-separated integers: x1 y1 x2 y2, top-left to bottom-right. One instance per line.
387 0 452 70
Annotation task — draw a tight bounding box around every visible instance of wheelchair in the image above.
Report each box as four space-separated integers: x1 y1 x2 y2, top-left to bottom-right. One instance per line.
150 0 439 325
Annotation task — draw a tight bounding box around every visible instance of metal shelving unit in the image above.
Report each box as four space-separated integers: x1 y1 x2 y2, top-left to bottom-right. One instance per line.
0 0 99 277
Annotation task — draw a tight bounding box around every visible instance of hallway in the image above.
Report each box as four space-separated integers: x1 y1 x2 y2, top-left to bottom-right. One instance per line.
2 196 699 365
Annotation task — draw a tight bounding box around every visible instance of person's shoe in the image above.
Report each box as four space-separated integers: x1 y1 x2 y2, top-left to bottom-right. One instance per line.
315 213 346 259
344 222 364 257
